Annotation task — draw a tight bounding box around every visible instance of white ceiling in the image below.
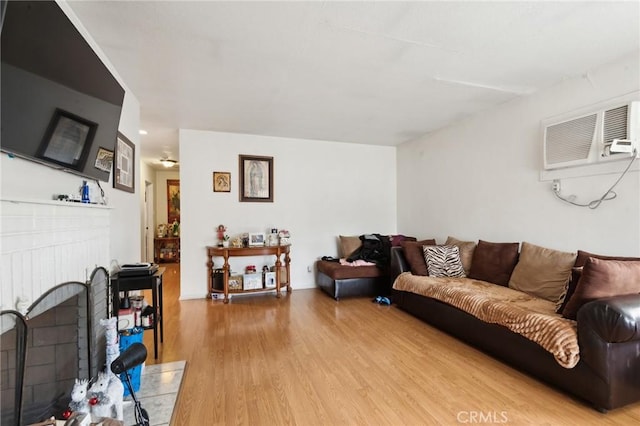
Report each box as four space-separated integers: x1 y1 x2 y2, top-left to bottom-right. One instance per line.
68 1 640 169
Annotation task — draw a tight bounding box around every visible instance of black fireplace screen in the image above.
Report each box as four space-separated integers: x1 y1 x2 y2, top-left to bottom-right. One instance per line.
1 277 98 425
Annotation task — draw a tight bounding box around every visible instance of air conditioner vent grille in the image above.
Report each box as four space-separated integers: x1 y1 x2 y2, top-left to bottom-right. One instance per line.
603 105 629 145
545 114 596 165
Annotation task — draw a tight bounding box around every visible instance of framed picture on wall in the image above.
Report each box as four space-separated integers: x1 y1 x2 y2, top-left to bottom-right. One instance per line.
114 132 135 193
38 108 97 171
94 147 114 173
213 171 231 192
167 179 180 223
239 154 273 202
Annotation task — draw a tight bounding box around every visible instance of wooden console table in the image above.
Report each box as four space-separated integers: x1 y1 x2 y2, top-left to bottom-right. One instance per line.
207 245 291 303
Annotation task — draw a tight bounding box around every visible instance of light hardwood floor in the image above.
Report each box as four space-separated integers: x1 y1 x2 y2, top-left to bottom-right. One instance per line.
144 264 640 425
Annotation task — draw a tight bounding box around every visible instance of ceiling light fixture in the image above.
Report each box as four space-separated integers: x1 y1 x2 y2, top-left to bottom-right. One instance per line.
160 158 177 168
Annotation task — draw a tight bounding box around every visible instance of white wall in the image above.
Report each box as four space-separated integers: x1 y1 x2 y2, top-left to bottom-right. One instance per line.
179 130 397 299
397 52 640 256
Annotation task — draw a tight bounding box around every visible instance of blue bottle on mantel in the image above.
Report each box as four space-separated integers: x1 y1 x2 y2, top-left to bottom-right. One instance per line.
81 181 90 203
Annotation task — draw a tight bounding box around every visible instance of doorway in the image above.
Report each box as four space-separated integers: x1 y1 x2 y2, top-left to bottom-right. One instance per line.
144 181 154 262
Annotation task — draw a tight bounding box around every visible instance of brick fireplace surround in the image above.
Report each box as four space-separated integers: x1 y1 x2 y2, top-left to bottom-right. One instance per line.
1 198 112 424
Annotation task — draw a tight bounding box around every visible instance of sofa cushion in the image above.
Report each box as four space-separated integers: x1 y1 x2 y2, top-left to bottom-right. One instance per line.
423 245 466 278
444 236 476 274
562 258 640 320
390 235 416 246
556 267 582 313
316 260 382 280
339 235 361 258
508 242 576 302
574 250 640 267
400 239 437 276
468 240 520 286
557 251 640 314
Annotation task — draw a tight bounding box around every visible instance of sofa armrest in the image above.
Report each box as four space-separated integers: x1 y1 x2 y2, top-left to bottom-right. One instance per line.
577 294 640 402
390 246 410 283
578 294 640 343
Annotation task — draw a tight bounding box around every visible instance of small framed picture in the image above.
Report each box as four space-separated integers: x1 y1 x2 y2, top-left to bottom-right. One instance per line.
249 232 265 246
213 171 231 192
94 147 114 173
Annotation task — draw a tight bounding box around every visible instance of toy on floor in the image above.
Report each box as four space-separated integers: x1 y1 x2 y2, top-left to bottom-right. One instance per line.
88 371 124 421
373 296 391 305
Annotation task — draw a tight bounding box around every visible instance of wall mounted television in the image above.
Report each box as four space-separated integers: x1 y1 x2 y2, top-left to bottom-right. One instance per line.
0 0 125 182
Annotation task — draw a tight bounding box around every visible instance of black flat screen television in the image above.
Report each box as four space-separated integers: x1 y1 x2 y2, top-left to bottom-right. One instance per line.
1 0 125 182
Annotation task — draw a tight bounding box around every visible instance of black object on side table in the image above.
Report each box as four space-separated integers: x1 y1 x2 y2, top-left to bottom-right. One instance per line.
110 267 165 359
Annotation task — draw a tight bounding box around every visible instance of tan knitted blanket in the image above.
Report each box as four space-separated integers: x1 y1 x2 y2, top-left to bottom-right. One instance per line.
393 272 579 368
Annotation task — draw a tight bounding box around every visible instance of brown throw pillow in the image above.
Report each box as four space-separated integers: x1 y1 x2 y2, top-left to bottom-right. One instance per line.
508 242 576 302
556 267 582 313
445 236 477 274
468 240 520 286
562 258 640 320
400 239 437 276
574 250 640 267
560 250 640 312
391 235 417 246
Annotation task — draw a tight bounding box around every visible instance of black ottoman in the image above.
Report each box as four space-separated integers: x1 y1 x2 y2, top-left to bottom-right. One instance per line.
315 260 386 300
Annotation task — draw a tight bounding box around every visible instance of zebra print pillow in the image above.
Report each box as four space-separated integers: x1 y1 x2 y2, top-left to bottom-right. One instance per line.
423 245 466 278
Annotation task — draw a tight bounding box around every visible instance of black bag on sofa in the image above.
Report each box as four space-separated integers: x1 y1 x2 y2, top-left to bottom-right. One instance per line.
347 234 391 267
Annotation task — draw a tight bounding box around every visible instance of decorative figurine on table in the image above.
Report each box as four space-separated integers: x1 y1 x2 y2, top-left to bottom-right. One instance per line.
268 229 279 246
278 229 291 246
216 224 227 247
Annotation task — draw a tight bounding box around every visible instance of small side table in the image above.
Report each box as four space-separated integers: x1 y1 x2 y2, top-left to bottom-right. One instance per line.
110 267 165 359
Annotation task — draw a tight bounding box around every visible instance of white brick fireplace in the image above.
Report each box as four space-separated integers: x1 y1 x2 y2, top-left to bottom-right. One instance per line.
1 198 111 311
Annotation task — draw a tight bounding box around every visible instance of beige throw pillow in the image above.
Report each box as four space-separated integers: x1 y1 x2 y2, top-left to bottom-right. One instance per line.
445 236 477 274
508 242 577 302
339 235 361 258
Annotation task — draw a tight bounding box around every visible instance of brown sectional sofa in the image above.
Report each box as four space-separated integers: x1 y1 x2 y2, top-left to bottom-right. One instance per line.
390 240 640 412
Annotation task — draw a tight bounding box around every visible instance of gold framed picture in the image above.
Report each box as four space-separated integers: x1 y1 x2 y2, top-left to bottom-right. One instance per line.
213 171 231 192
167 179 180 223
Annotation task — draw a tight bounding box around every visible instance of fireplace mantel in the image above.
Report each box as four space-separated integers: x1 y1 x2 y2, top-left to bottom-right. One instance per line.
0 196 113 209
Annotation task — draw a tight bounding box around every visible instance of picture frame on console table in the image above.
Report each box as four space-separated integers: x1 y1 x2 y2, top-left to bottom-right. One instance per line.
249 232 265 246
114 132 135 193
239 154 273 202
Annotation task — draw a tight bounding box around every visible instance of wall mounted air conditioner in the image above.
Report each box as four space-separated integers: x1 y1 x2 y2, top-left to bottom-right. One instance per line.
543 100 639 170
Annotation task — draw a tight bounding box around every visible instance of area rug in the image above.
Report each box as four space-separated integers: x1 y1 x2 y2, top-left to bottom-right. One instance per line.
122 360 186 426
